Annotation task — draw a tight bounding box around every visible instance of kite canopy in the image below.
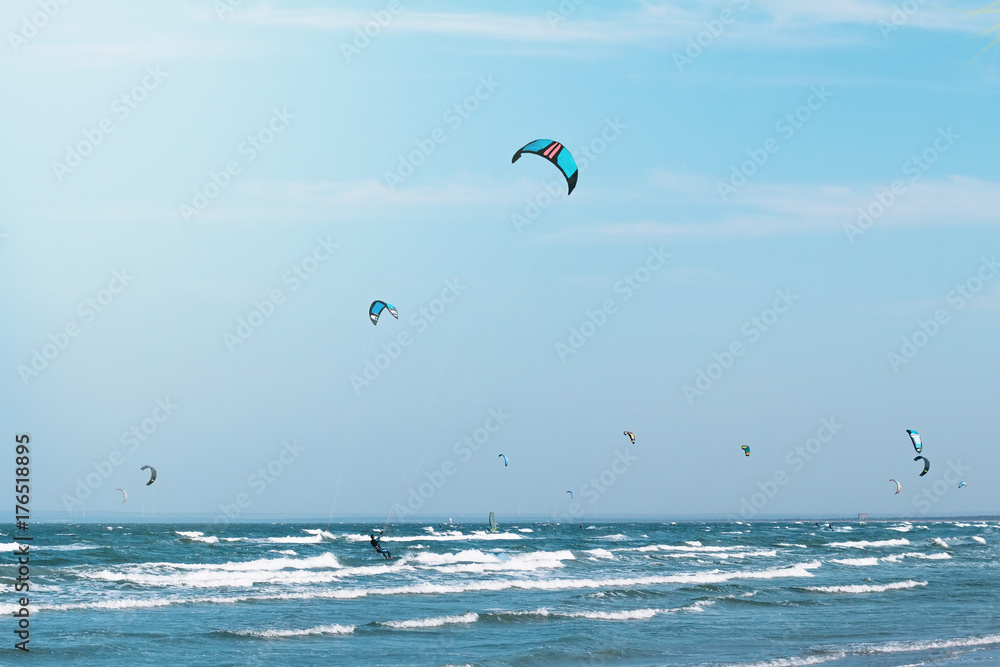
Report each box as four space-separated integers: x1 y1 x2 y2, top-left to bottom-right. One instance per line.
511 139 579 195
116 488 128 503
498 454 509 467
890 479 902 495
566 490 574 499
141 465 157 486
369 301 398 326
906 429 922 454
741 445 751 457
958 481 967 488
914 456 930 477
623 430 635 445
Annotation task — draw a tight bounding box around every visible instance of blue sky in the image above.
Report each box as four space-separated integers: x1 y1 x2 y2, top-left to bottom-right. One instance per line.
2 0 999 522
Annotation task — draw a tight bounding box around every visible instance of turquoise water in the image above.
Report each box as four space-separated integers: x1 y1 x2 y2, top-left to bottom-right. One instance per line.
6 520 1000 665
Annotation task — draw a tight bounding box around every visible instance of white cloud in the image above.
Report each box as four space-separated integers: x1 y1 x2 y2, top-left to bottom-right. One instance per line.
241 1 996 49
540 173 1000 242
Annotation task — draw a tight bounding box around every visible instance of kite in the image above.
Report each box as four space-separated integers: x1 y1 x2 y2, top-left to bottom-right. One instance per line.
906 430 922 454
511 139 579 195
116 488 128 503
369 301 398 326
914 456 930 477
141 465 157 486
498 454 509 467
741 445 751 457
958 481 967 488
566 490 574 499
623 431 635 445
890 479 902 495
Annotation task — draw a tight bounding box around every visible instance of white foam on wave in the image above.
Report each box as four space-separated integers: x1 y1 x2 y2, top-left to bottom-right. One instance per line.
584 548 614 559
776 543 808 549
302 529 337 540
727 632 1000 667
265 535 324 544
344 531 523 543
973 536 987 544
684 541 703 547
233 623 356 638
407 548 575 573
803 580 926 594
930 537 949 548
78 552 361 588
856 632 1000 655
277 550 297 556
887 526 912 533
518 528 533 533
38 544 100 552
827 539 909 549
836 552 951 566
36 562 822 614
175 531 220 544
729 654 846 667
0 543 24 552
639 544 777 559
639 543 749 553
598 533 628 541
382 612 479 629
831 557 880 566
494 600 714 622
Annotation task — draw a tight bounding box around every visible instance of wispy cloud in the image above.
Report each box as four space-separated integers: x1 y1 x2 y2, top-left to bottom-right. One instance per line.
540 173 1000 242
241 1 996 49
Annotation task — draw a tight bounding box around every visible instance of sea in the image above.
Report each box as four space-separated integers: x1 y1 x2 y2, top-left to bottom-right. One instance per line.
4 520 999 665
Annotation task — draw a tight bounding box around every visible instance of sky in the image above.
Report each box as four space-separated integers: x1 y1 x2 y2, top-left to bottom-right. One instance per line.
2 0 999 522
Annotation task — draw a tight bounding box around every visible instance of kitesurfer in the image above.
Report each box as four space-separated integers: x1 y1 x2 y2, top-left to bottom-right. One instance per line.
369 531 391 560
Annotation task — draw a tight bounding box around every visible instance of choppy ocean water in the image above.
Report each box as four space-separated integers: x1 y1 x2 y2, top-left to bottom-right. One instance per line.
4 520 999 665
